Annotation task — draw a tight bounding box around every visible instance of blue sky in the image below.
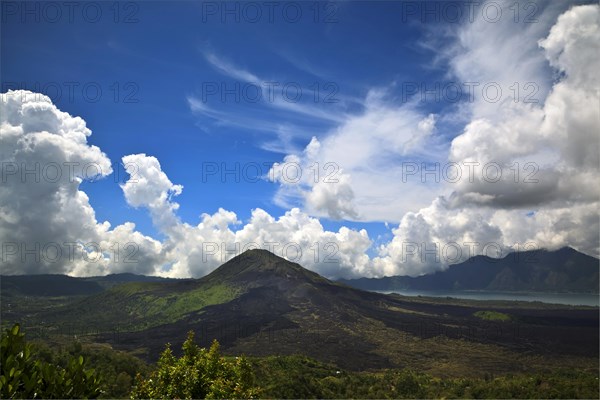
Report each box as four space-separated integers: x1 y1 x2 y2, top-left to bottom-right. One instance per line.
3 1 441 237
2 1 599 278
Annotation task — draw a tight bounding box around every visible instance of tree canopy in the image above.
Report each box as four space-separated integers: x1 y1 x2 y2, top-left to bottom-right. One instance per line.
130 331 259 399
0 324 102 399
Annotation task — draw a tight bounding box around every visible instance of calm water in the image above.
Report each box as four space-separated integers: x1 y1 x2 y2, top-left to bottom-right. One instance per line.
373 289 599 306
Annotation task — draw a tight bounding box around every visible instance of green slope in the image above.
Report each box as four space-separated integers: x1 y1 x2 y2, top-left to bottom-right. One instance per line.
43 280 242 333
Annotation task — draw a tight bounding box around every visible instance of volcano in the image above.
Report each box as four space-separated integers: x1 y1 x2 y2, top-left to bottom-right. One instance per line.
27 249 599 374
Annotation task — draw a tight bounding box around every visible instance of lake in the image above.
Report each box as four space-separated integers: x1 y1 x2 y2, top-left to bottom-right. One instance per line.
373 289 599 306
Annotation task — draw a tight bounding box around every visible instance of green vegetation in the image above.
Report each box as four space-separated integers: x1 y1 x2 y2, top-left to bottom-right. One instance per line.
2 324 598 399
130 331 259 399
1 324 149 398
250 355 424 398
0 324 102 398
42 282 242 333
474 310 512 321
109 282 240 326
251 355 599 399
29 340 150 398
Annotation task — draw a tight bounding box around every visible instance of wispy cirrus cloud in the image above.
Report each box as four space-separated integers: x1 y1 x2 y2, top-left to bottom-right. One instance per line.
193 50 349 124
204 51 261 83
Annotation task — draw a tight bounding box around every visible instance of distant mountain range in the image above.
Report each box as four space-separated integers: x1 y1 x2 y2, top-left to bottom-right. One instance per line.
1 249 598 374
3 247 596 298
1 273 178 297
338 247 599 294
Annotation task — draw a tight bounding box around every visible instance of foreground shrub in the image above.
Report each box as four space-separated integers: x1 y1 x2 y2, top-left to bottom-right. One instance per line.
130 331 259 399
0 324 102 399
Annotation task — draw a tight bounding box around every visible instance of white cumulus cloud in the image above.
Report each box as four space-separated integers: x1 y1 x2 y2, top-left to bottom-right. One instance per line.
374 2 600 276
0 90 164 276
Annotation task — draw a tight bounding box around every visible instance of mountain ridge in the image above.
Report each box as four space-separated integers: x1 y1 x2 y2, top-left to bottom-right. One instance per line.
0 273 179 296
3 247 596 295
338 247 599 293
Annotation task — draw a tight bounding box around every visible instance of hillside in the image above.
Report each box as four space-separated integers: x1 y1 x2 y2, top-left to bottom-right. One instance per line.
338 247 599 293
3 249 596 376
0 273 178 297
